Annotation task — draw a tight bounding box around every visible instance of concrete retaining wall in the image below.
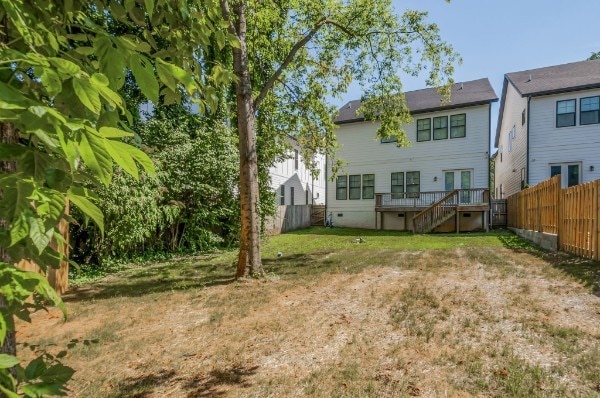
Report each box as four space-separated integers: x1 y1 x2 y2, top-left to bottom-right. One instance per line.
508 227 558 251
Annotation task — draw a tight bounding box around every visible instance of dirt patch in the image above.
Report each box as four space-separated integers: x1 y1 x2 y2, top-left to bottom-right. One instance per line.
18 245 600 397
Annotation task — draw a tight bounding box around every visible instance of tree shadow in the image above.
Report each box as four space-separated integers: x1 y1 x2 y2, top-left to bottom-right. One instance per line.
109 365 258 397
497 230 600 296
183 365 259 397
110 369 177 398
63 260 236 302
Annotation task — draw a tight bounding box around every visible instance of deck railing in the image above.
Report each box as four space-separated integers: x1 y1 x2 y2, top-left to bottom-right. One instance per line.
375 188 489 208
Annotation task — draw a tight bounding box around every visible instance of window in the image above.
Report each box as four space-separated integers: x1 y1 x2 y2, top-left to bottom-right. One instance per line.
362 174 374 199
294 149 299 170
290 187 295 205
280 185 285 205
391 172 404 199
306 189 309 204
433 116 448 140
349 175 361 200
500 184 503 199
450 114 466 138
406 171 420 198
556 99 576 127
522 109 526 125
416 118 431 142
508 126 515 152
336 175 347 200
521 168 526 190
550 163 581 188
381 135 397 144
580 96 600 125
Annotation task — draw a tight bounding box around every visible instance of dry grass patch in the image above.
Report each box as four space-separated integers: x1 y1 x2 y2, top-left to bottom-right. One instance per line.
16 229 600 397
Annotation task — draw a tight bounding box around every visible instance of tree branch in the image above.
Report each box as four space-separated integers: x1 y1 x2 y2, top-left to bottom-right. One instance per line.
219 0 238 38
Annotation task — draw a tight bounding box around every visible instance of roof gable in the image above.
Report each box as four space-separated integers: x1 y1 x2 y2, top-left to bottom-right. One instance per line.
334 78 498 124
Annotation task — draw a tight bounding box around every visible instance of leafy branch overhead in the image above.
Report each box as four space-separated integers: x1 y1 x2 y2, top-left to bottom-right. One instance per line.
0 0 234 395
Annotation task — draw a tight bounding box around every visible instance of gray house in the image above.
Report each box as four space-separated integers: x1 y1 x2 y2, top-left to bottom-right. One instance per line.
495 59 600 198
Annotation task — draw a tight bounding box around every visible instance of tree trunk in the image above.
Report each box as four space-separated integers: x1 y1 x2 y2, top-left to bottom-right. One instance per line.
231 3 263 278
0 16 18 363
0 122 18 362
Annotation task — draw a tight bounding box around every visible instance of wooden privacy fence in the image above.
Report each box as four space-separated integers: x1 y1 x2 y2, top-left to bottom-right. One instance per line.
264 205 312 235
507 175 560 234
507 175 600 260
560 180 599 259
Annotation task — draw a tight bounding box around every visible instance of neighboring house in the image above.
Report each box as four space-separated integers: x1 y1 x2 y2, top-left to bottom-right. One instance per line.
495 59 600 198
327 79 498 232
269 137 326 206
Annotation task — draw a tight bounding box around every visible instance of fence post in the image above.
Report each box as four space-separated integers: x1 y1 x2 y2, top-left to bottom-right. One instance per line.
596 181 600 260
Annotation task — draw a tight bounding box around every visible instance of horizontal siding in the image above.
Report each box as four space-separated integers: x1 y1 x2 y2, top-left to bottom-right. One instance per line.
269 142 326 205
327 104 491 228
495 82 528 198
529 88 600 186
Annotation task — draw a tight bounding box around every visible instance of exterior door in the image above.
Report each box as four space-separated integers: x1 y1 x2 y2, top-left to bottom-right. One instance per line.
550 163 580 188
444 170 472 203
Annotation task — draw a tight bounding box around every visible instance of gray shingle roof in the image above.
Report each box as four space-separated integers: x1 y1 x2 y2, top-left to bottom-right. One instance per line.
495 59 600 147
334 78 498 124
505 59 600 96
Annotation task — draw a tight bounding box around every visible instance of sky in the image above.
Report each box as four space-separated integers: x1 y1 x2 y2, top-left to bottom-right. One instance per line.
330 0 600 147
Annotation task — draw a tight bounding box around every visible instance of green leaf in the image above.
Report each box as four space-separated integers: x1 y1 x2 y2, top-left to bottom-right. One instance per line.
76 129 113 186
128 146 156 176
0 354 19 369
28 216 53 255
129 54 159 104
103 140 138 179
10 213 29 246
0 313 6 347
90 74 124 110
144 0 154 16
39 68 62 97
97 127 133 139
48 58 80 77
72 78 101 114
68 187 104 235
39 364 74 384
21 382 66 397
0 384 19 398
215 31 226 50
24 357 46 380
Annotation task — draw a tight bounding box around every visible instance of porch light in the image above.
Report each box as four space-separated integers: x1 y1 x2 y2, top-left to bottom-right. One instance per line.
590 165 595 172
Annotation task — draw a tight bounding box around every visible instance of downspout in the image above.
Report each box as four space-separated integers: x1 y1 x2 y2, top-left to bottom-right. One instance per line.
526 96 531 185
487 102 492 230
324 153 328 226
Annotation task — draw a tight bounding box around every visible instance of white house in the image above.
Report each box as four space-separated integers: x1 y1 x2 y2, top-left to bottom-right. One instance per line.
495 59 600 198
327 79 498 232
269 137 326 206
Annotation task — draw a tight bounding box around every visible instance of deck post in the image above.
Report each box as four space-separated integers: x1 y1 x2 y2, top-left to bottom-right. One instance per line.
456 211 460 234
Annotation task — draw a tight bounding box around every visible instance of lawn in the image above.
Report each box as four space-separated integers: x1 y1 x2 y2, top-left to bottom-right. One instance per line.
18 228 600 397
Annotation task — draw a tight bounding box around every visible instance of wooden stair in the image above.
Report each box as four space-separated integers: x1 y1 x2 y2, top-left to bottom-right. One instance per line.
413 190 459 233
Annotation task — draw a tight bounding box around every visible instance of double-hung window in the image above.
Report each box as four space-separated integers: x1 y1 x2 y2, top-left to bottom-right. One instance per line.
556 99 576 127
349 175 361 200
336 175 347 200
391 172 404 199
433 116 448 140
279 185 285 205
580 96 600 125
406 171 420 198
416 118 431 142
362 174 375 199
450 114 466 138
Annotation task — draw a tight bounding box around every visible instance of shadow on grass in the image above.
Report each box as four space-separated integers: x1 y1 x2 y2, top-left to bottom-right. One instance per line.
183 365 259 397
109 365 258 398
498 230 600 296
64 260 236 302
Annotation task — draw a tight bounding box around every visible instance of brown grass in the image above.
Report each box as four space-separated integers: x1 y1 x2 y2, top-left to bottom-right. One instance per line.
16 231 600 397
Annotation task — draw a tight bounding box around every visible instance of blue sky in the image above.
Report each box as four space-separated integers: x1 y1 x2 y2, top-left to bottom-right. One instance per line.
332 0 600 146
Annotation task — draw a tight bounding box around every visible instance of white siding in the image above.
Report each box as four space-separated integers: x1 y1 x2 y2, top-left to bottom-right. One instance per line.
529 88 600 186
327 104 491 229
494 82 528 198
269 140 326 206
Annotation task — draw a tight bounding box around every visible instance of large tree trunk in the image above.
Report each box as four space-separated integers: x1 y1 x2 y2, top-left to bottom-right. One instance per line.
231 3 262 278
0 122 18 361
0 17 18 362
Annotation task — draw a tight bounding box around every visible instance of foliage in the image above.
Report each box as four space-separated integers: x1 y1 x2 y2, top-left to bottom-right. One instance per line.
589 52 600 60
71 105 240 265
0 0 232 395
243 0 459 173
